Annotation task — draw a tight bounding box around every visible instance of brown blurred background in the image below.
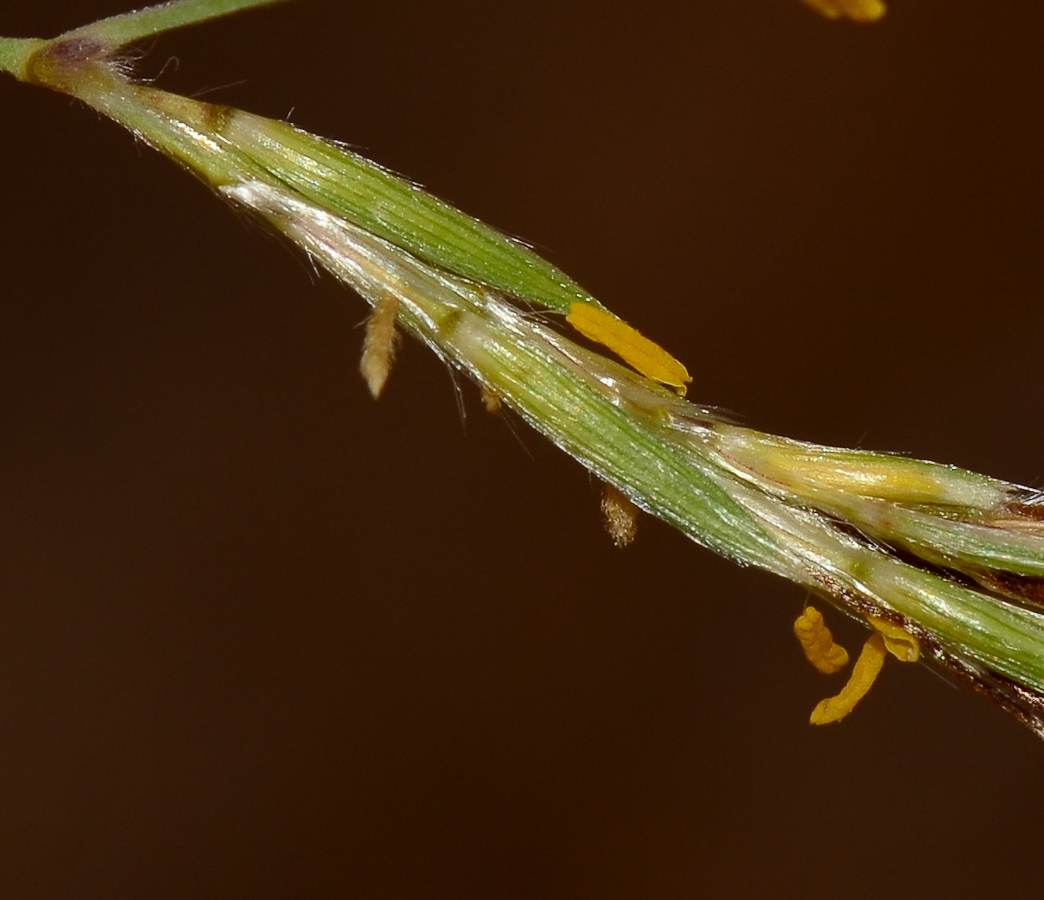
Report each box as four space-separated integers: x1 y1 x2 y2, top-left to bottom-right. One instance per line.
2 1 1043 897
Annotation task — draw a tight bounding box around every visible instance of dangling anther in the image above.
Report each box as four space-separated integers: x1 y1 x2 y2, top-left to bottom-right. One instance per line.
810 632 887 725
804 615 919 726
359 293 400 399
869 615 920 663
565 303 691 396
800 0 886 22
601 483 638 548
794 606 849 674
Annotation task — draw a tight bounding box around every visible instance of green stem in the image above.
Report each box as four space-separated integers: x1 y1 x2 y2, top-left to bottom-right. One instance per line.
0 37 44 79
1 0 287 79
58 0 292 51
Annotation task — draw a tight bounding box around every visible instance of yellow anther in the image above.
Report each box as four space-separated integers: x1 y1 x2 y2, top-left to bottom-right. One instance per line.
800 0 886 22
601 483 638 548
794 606 849 674
869 616 920 663
359 294 400 399
810 632 887 725
565 303 691 396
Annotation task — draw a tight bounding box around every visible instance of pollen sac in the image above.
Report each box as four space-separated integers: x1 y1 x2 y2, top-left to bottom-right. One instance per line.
869 616 920 663
359 294 400 399
794 606 849 674
565 303 691 395
810 632 887 725
601 483 638 548
800 0 886 22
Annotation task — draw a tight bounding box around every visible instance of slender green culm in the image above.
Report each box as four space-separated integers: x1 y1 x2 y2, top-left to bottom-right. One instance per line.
56 0 294 48
5 0 1044 739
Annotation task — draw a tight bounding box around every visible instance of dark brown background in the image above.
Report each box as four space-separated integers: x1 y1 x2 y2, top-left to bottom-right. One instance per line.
2 1 1043 897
